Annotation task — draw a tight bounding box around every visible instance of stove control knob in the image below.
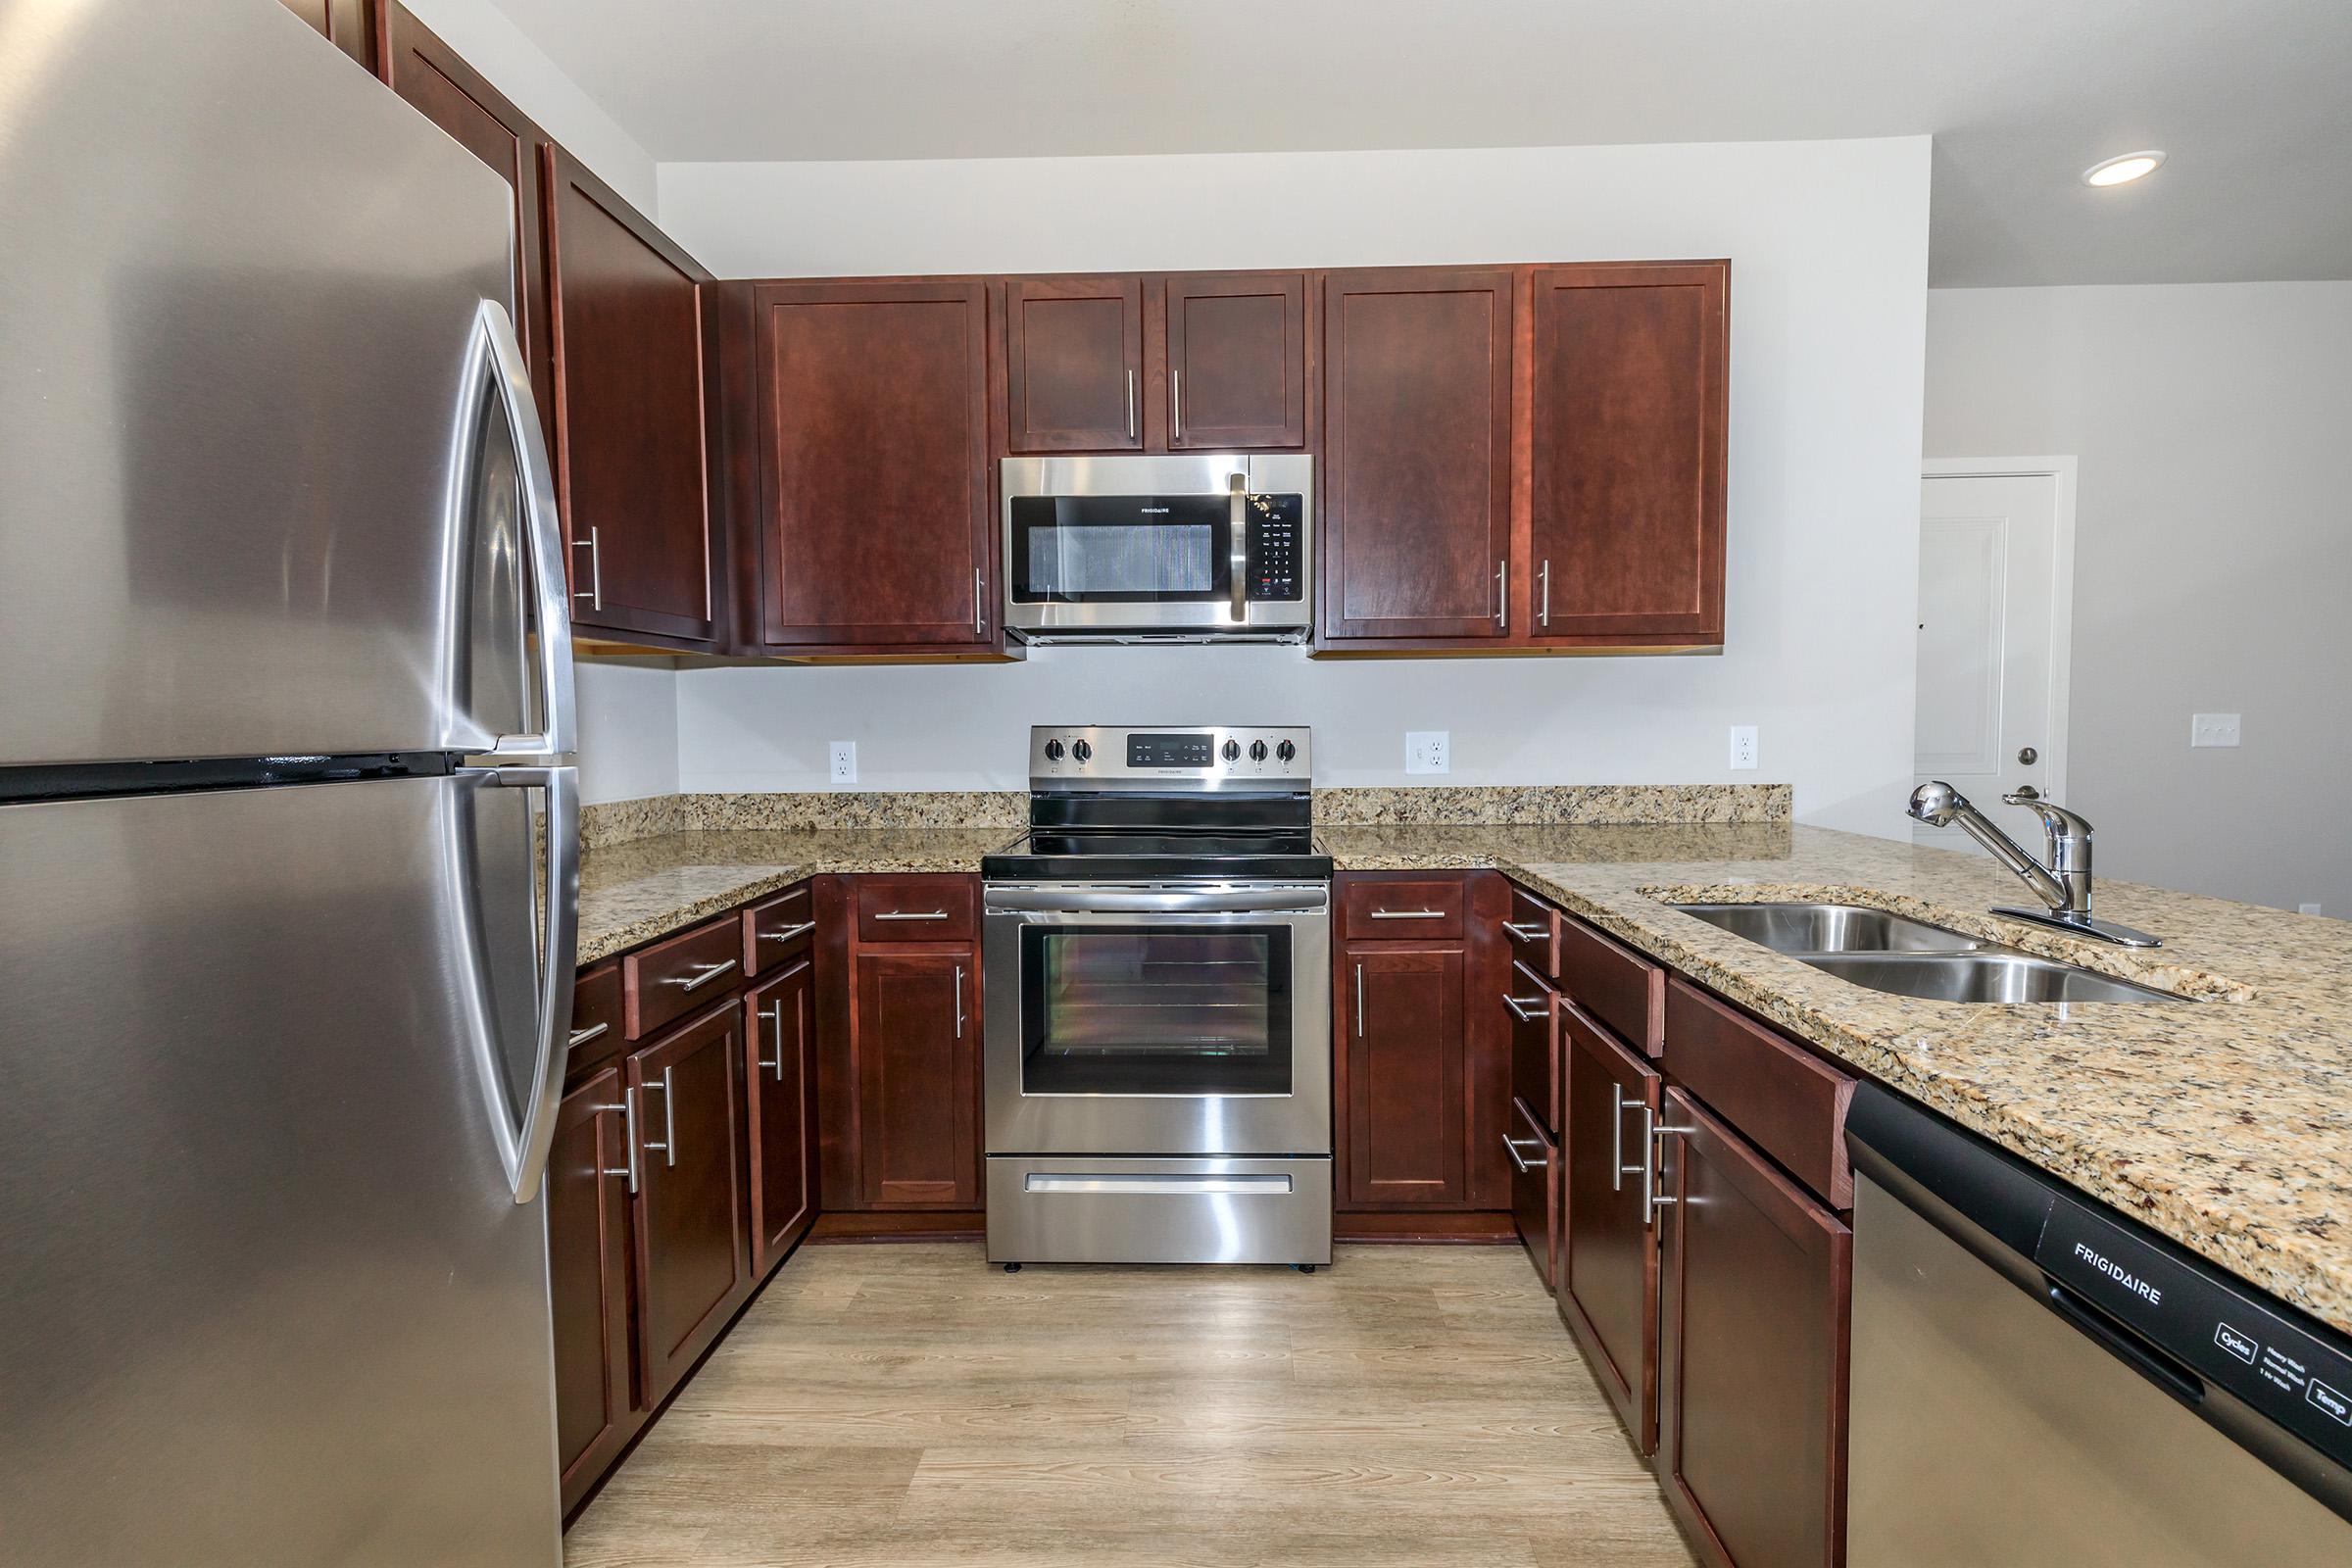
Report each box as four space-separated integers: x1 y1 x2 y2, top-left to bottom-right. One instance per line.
1275 739 1297 763
1249 739 1269 762
1043 739 1064 762
1071 739 1093 763
1221 738 1241 762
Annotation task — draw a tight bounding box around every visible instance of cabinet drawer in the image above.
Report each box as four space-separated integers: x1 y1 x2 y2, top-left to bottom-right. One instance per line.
1663 978 1856 1209
1340 876 1465 939
1502 885 1562 979
742 882 816 976
1503 959 1561 1135
1506 1095 1559 1292
567 961 624 1077
1561 914 1664 1055
854 875 977 944
623 916 744 1040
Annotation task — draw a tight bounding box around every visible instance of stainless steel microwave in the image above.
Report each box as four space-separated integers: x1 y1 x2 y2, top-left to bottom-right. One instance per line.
1000 455 1313 643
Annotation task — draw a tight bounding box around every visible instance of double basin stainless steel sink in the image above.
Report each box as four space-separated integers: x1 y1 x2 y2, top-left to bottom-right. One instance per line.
1669 903 2179 1004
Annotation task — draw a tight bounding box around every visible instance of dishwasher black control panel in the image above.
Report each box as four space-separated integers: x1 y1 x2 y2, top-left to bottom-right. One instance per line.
2038 1196 2352 1466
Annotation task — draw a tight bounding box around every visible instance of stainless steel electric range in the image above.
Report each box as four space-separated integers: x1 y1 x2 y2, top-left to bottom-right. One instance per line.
981 726 1334 1268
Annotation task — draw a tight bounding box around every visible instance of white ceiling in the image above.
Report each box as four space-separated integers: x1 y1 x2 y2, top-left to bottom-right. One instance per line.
486 0 2352 287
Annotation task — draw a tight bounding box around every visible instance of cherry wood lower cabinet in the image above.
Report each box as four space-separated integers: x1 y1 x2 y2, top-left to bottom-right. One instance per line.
548 1065 635 1516
817 874 984 1212
1656 1085 1853 1568
1334 872 1510 1219
744 956 818 1276
1558 1002 1665 1456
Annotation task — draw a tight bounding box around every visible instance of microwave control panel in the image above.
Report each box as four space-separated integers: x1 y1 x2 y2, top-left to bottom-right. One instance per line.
1245 495 1305 602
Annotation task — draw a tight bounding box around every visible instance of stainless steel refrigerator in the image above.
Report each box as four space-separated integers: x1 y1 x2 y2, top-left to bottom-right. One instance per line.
1 3 577 1563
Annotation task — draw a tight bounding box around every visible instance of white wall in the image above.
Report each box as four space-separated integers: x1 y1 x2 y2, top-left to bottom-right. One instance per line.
400 0 657 210
575 658 680 805
657 139 1932 833
1925 283 2352 916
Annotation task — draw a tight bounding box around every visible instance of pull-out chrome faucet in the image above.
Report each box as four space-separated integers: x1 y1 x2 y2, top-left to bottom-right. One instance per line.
1907 782 2161 948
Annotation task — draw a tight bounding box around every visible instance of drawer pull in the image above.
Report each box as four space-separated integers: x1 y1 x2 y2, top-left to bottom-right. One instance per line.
1501 993 1548 1023
1611 1083 1648 1194
1369 907 1445 920
1502 1133 1549 1174
760 920 817 943
954 963 966 1040
873 909 949 922
668 957 737 993
1646 1112 1696 1224
1503 920 1549 943
567 1021 609 1049
599 1097 638 1193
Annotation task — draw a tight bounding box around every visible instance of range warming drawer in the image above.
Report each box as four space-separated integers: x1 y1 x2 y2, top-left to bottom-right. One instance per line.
986 1155 1332 1266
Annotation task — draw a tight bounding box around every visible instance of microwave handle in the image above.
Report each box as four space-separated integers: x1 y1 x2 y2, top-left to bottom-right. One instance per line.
1228 471 1249 625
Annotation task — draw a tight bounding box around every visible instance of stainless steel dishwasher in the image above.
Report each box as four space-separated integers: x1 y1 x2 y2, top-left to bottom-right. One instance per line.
1845 1083 2352 1565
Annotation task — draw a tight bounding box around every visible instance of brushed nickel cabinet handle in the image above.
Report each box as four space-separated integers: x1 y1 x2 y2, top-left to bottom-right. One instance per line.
670 957 737 993
1502 920 1548 943
1172 368 1183 442
1370 907 1445 920
599 1098 638 1194
758 1004 784 1079
640 1067 676 1167
1502 1133 1548 1174
571 526 602 611
1647 1112 1695 1224
1494 558 1508 631
1354 962 1365 1039
567 1021 608 1049
760 920 817 943
974 566 986 637
874 909 948 922
1125 369 1137 440
954 964 966 1040
1501 993 1547 1023
1539 559 1551 628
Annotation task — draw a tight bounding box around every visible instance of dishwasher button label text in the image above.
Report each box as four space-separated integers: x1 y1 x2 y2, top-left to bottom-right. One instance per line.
2310 1379 2352 1426
2215 1323 2261 1365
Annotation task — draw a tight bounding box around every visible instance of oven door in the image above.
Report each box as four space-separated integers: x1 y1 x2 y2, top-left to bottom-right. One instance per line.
982 882 1332 1156
1000 454 1312 636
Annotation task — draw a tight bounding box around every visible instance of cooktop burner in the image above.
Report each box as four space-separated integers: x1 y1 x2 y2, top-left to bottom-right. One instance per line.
983 827 1331 884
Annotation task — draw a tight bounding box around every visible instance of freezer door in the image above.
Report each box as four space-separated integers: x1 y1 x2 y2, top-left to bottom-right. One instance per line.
0 775 569 1567
0 0 567 764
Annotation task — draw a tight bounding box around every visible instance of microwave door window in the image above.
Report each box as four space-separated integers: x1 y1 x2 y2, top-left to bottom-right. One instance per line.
1009 496 1230 603
1021 926 1294 1096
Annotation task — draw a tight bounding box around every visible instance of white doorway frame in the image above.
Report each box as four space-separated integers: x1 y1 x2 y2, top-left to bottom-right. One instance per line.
1918 457 2080 810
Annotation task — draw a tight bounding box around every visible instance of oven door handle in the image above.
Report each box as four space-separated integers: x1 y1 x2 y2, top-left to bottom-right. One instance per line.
984 884 1328 916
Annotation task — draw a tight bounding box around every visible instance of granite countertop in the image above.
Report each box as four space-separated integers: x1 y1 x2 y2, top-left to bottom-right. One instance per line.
576 826 1015 963
1325 820 2352 1334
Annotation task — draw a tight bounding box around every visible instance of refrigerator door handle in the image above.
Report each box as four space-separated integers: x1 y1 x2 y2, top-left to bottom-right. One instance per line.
472 763 579 1203
466 298 576 760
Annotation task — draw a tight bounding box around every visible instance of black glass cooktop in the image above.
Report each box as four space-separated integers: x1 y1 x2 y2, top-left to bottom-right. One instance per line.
983 828 1331 883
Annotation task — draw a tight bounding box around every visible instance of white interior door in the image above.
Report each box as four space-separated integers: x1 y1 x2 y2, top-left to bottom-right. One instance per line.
1915 470 2072 851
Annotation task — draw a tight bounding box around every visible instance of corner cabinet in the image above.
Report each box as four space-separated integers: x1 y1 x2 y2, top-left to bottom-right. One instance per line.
738 279 1000 656
542 147 723 652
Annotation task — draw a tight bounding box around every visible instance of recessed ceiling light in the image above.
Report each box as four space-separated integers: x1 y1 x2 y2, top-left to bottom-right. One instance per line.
2082 150 2166 187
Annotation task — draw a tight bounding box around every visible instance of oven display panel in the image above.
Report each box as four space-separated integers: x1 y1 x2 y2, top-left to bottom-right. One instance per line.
1127 733 1216 768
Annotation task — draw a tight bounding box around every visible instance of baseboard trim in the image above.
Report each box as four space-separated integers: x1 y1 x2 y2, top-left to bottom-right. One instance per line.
1336 1210 1517 1244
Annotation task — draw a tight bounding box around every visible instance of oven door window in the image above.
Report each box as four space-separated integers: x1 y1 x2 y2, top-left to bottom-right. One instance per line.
1008 496 1232 604
1020 923 1293 1096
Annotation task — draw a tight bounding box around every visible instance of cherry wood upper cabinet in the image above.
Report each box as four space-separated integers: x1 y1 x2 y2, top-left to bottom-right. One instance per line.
1320 269 1515 645
276 0 374 71
1004 276 1144 452
543 147 721 651
749 278 995 652
1165 273 1306 450
1528 263 1728 647
376 3 552 420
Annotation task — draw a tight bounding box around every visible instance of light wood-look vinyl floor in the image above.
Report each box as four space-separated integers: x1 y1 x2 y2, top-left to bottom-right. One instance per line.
564 1244 1697 1568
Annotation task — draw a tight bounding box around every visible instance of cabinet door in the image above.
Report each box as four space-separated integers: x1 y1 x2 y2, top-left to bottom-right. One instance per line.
1506 1095 1559 1289
1339 943 1468 1206
753 279 994 649
544 147 719 649
548 1066 636 1515
1321 269 1514 644
277 0 373 70
745 956 817 1275
1165 273 1305 449
1004 276 1144 452
854 950 979 1208
627 1001 750 1405
377 4 550 418
1559 1004 1664 1455
1528 264 1728 645
1658 1086 1852 1568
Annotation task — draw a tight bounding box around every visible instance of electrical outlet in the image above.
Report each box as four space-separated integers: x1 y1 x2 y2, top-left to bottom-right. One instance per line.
1405 732 1449 775
2300 903 2325 916
1729 725 1760 770
828 741 857 784
2190 713 2241 748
